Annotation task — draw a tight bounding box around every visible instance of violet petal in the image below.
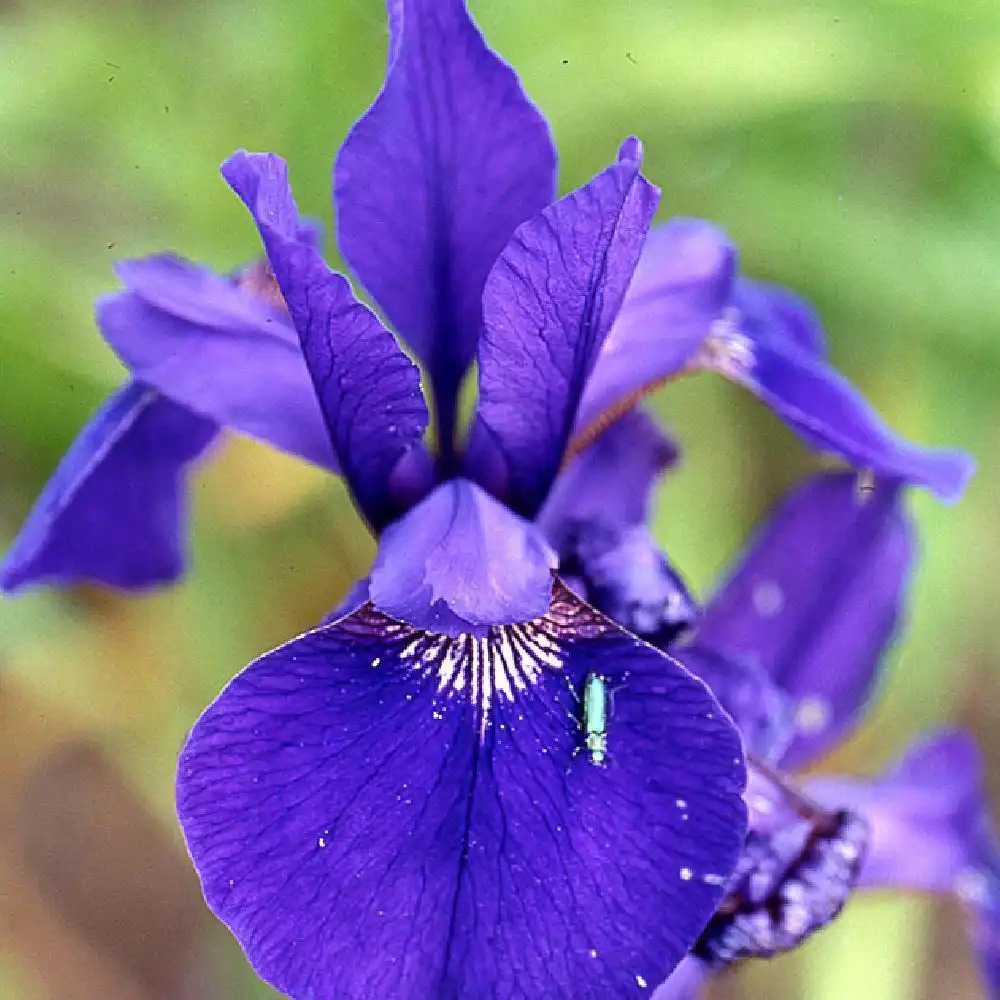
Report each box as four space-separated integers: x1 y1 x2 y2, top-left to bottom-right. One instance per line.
1 382 215 591
469 139 660 517
538 408 678 544
334 0 556 442
223 151 431 529
696 315 974 502
806 729 988 894
732 277 827 358
673 645 795 766
98 254 338 470
574 219 736 435
177 582 747 1000
808 731 1000 1000
369 478 557 637
695 471 914 769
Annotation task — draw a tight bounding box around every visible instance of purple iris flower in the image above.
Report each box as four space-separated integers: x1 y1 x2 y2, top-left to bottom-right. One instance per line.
0 0 979 998
564 466 1000 1000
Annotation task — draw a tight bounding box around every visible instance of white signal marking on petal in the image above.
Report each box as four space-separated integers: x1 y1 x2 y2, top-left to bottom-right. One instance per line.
693 307 757 385
389 585 610 741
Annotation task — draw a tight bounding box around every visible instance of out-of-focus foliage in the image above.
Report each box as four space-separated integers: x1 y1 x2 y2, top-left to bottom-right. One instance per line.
0 0 997 997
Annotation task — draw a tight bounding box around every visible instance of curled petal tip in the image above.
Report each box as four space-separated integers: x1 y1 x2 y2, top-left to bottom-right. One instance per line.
619 135 644 164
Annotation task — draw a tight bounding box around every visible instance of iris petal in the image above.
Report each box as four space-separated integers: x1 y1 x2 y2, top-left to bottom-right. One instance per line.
539 410 696 647
369 478 557 637
695 471 914 770
1 382 215 591
538 409 678 545
696 313 974 502
807 730 987 894
576 219 736 435
223 151 432 530
334 0 556 442
99 255 337 470
177 583 747 1000
469 139 660 518
807 731 1000 1000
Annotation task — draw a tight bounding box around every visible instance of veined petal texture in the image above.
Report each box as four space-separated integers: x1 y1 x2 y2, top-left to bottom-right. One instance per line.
178 583 747 1000
470 138 659 518
335 0 556 439
224 151 431 529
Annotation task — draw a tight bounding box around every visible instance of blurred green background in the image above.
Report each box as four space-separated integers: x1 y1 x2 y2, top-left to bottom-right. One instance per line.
1 0 998 997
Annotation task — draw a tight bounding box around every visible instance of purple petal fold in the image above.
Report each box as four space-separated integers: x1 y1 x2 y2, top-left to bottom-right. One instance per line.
469 139 660 517
674 645 795 766
223 151 431 529
695 310 974 502
177 582 747 1000
694 471 914 769
334 0 556 444
538 411 695 647
576 219 736 435
576 219 974 502
810 731 1000 1000
538 408 678 543
369 478 557 637
732 278 827 358
1 382 215 591
807 730 989 894
98 254 337 470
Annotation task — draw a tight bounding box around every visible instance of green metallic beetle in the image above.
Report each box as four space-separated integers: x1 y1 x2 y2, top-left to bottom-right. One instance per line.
582 671 609 765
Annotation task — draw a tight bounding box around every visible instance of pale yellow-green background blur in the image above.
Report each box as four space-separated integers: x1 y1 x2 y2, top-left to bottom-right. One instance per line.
1 0 998 997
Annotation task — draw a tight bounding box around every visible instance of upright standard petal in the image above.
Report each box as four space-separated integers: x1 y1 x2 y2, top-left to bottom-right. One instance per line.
177 583 747 1000
369 478 557 637
334 0 556 447
694 471 914 769
469 139 660 518
693 306 974 502
1 383 215 591
575 219 736 438
224 152 431 530
99 254 338 470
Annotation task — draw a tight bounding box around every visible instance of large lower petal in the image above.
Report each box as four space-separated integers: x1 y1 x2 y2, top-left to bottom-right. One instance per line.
223 152 432 530
574 219 736 437
335 0 556 447
99 254 338 470
469 139 660 518
694 471 913 769
695 316 974 502
1 382 215 591
177 583 747 1000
